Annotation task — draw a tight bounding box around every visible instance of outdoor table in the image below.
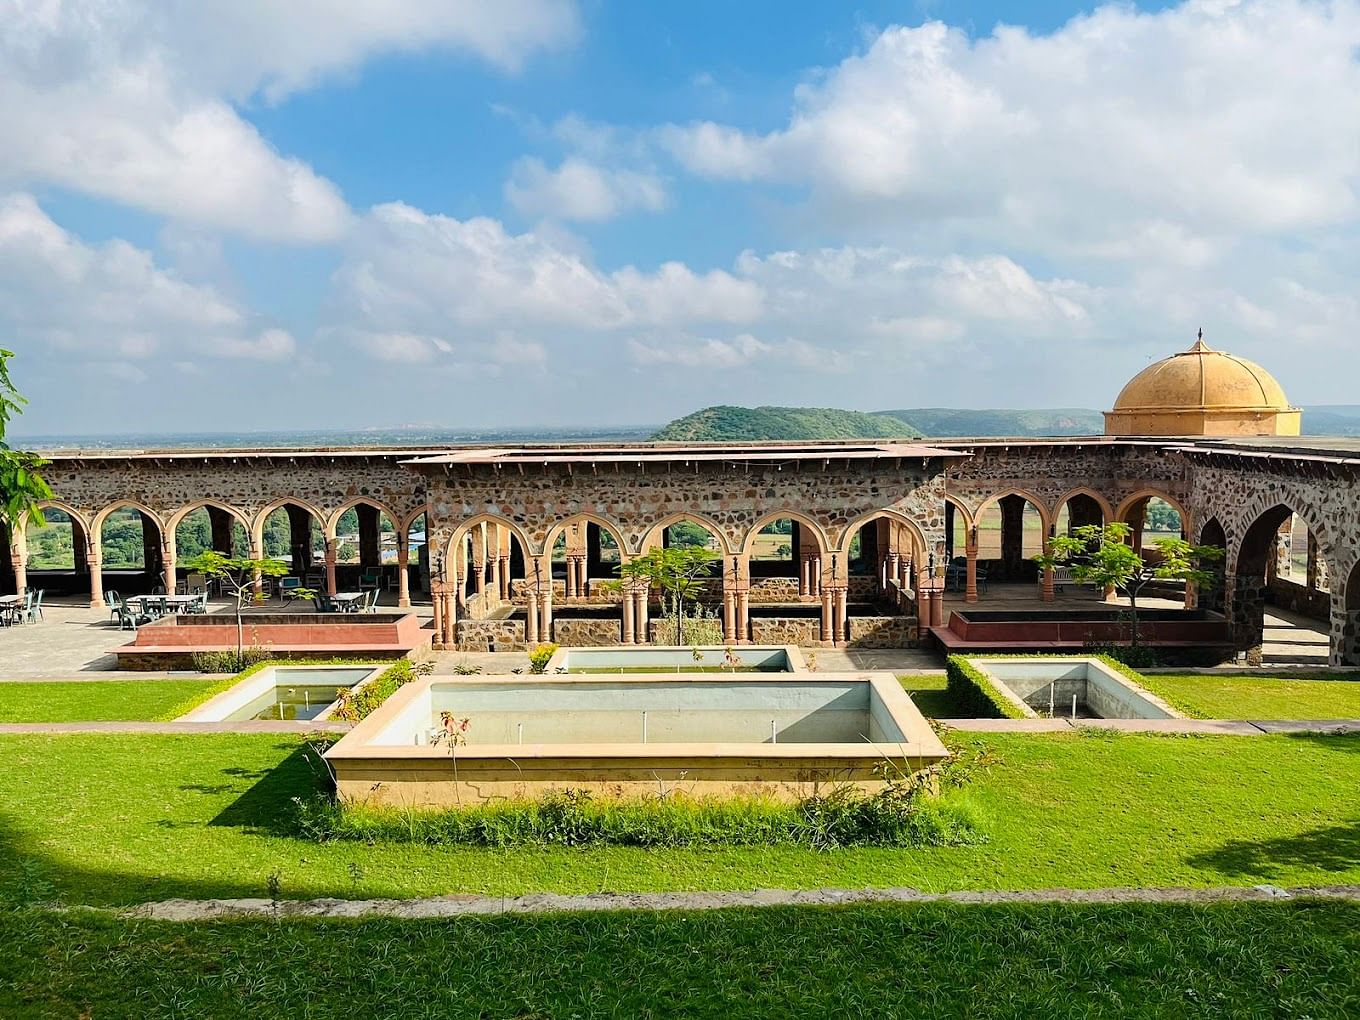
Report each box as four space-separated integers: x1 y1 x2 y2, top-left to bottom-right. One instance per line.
332 591 365 611
126 594 203 614
0 593 23 626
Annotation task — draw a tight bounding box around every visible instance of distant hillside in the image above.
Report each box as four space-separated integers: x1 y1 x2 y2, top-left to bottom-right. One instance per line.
881 408 1106 437
1304 406 1360 437
652 406 921 442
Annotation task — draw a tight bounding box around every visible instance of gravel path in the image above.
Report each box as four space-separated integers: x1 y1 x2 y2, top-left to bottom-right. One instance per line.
106 883 1360 921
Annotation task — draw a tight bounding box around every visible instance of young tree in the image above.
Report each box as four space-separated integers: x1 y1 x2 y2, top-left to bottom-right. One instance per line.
614 546 721 646
1034 521 1223 649
0 349 53 531
182 551 293 667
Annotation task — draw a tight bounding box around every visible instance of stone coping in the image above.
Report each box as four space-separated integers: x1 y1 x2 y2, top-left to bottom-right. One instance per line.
940 718 1360 735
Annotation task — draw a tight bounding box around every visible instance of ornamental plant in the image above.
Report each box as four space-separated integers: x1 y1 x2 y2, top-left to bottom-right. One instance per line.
1033 521 1223 650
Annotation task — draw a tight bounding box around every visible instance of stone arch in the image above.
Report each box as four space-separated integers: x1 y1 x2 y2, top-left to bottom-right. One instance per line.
637 511 734 557
973 489 1053 530
834 509 930 589
399 505 433 535
1228 488 1334 577
165 500 250 535
1337 560 1360 666
445 514 536 575
91 499 166 535
740 510 830 557
1228 500 1333 659
1115 489 1189 528
21 499 92 540
325 497 402 539
251 497 329 547
543 512 629 560
1055 487 1115 527
942 494 975 532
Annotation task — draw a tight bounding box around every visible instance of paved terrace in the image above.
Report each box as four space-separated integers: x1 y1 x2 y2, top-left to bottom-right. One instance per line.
0 587 1332 679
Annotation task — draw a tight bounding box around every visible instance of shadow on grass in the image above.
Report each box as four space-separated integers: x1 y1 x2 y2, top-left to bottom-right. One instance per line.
1186 819 1360 880
207 742 332 834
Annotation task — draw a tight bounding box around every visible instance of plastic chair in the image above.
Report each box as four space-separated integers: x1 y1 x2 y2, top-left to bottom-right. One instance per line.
26 589 43 623
278 576 304 602
104 590 122 622
314 594 337 614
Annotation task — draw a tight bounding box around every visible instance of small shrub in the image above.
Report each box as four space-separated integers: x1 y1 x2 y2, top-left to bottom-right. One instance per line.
189 645 272 673
1084 641 1158 669
295 744 995 851
944 655 1027 719
330 660 432 723
526 643 558 674
656 605 723 645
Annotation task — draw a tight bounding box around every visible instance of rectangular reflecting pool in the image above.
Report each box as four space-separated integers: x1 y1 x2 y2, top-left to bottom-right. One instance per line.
324 672 947 806
962 657 1182 720
545 645 804 674
178 665 382 723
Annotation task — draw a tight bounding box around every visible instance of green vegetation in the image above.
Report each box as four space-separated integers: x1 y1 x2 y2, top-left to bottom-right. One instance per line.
1138 673 1360 720
882 406 1106 437
0 680 227 723
3 730 1360 905
899 673 968 717
944 655 1028 719
5 900 1359 1019
653 405 921 441
299 763 984 850
0 348 52 534
526 642 558 673
330 660 428 722
614 545 723 645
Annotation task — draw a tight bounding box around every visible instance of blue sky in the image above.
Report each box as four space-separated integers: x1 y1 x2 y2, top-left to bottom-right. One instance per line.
2 1 1356 435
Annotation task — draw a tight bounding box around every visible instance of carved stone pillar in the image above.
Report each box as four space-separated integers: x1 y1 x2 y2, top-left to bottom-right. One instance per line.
964 539 978 604
397 534 411 608
621 589 636 644
735 589 749 644
324 538 338 595
722 590 736 642
832 587 848 645
820 589 834 645
635 585 649 644
526 589 540 646
430 580 445 650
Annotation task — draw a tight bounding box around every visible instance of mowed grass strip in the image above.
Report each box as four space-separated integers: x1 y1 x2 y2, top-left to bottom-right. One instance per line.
1139 673 1360 720
899 673 970 717
2 901 1358 1019
2 730 1360 905
0 680 226 723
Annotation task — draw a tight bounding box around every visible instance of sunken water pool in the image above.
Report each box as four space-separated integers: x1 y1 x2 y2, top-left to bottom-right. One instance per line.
962 657 1181 720
545 645 804 674
178 665 382 723
324 672 948 806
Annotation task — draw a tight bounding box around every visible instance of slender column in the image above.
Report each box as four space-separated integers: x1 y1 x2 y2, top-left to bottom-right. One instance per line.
397 534 411 608
798 555 809 597
964 538 978 604
324 538 338 595
809 555 821 597
722 590 736 642
1040 535 1056 603
162 537 177 596
10 538 27 595
539 582 553 644
832 587 848 645
526 590 540 645
441 592 456 648
88 543 104 608
735 589 750 644
430 579 445 649
499 555 511 601
249 537 264 598
621 589 636 644
635 585 649 644
819 589 833 644
929 585 945 628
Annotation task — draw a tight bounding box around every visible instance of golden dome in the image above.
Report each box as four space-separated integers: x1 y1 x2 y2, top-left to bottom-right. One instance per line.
1105 332 1300 437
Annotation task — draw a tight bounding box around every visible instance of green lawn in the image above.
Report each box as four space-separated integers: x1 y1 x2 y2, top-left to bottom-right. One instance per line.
3 730 1359 906
4 900 1358 1019
0 680 227 723
899 673 967 717
1141 674 1360 720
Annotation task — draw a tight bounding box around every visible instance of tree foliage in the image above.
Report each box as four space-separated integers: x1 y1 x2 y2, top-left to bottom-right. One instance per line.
613 547 722 646
0 348 52 530
182 551 293 666
1034 522 1223 648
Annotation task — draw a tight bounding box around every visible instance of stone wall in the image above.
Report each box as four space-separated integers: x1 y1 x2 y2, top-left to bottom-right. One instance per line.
749 577 803 602
455 618 527 652
848 616 918 648
750 617 820 645
1268 578 1331 621
552 617 621 646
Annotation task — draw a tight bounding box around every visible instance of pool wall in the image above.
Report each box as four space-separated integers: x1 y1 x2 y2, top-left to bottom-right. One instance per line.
544 645 806 673
177 665 384 723
963 657 1182 720
324 672 947 806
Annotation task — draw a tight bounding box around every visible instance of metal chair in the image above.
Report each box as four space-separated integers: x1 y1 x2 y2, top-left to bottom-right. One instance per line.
278 576 304 602
26 589 43 623
363 588 382 613
104 590 122 622
115 599 150 631
313 594 338 614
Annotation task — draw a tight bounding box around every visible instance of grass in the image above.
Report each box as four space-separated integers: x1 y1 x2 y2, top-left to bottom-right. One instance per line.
898 673 969 717
0 679 229 723
2 729 1360 906
1139 673 1360 720
4 900 1359 1018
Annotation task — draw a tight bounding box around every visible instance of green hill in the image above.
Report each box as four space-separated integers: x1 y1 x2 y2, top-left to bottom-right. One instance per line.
652 406 922 442
881 408 1105 437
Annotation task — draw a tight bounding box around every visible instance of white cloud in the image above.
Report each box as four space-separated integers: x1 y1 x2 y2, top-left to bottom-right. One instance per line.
0 192 296 364
0 0 580 240
660 2 1360 252
506 156 667 222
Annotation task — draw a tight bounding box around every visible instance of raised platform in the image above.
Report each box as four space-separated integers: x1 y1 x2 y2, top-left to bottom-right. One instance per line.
930 607 1232 659
113 611 431 670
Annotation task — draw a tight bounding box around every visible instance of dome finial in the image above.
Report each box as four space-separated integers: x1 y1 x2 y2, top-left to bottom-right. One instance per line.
1189 327 1211 353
